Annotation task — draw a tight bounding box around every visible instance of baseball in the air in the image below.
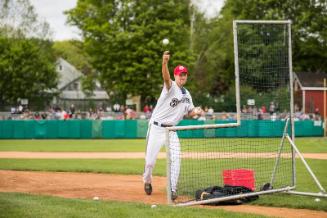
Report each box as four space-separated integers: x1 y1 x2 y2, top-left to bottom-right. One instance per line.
151 204 157 208
162 38 169 45
93 196 99 201
314 198 321 202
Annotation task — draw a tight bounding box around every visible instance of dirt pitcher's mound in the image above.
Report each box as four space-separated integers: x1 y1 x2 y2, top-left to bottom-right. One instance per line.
0 170 326 218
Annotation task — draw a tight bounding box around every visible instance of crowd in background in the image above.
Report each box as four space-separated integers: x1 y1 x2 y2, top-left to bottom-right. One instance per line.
0 102 323 122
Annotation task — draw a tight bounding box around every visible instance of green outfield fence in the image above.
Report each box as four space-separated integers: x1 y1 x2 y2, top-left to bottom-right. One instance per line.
0 120 323 139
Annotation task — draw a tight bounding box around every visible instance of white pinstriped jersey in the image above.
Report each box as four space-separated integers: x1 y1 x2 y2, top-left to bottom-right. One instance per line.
150 81 194 126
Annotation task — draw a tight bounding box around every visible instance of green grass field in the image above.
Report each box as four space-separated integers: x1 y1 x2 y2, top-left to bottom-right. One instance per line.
0 137 326 152
0 138 326 217
0 192 266 218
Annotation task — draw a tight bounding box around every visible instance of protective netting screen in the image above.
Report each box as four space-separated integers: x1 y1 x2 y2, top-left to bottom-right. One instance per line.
167 22 294 204
237 22 291 121
168 129 293 204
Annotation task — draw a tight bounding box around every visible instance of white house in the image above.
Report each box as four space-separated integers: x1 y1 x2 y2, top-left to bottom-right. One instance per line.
52 58 109 109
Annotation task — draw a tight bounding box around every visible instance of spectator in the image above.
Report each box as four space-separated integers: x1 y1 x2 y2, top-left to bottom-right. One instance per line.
242 105 247 113
62 110 69 120
149 105 153 112
261 105 267 113
143 104 150 113
125 107 137 120
113 103 120 112
10 107 16 114
257 108 263 120
34 112 41 120
208 107 214 115
198 111 206 121
269 102 275 115
207 107 214 119
70 104 75 114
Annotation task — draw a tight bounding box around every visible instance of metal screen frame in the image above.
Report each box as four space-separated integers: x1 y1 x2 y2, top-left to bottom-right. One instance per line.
165 20 327 206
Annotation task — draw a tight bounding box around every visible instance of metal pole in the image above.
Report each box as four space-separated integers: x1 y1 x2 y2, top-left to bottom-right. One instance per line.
286 190 327 198
286 135 326 193
287 21 296 188
233 20 241 125
235 20 291 24
166 122 239 131
270 119 289 186
175 186 294 207
166 129 172 205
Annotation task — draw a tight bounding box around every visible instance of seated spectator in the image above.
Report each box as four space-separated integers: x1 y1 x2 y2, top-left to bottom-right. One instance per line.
269 102 276 115
125 107 137 120
207 107 214 119
34 112 41 120
198 111 206 121
261 105 267 113
113 103 120 112
242 105 247 113
257 109 263 120
143 104 150 113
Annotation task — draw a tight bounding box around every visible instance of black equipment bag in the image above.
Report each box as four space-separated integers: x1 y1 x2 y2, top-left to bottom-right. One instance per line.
195 185 259 205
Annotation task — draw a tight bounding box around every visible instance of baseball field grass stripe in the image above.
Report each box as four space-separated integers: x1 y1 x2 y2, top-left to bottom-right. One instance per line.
0 192 265 218
0 138 326 153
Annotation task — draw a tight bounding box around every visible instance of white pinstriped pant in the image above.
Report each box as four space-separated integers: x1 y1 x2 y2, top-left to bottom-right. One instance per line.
143 123 180 192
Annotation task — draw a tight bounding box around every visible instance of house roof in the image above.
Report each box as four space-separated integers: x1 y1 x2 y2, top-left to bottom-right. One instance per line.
294 72 327 89
56 58 83 90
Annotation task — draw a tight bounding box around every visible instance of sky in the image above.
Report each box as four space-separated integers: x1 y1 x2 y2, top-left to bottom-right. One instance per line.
30 0 225 41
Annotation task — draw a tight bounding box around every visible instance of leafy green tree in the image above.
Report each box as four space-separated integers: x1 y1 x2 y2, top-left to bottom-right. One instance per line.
190 7 235 100
222 0 327 72
66 0 194 103
191 0 326 110
0 36 57 106
53 40 92 72
0 0 57 108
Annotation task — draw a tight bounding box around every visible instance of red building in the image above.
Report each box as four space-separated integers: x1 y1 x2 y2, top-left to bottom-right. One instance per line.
294 72 327 119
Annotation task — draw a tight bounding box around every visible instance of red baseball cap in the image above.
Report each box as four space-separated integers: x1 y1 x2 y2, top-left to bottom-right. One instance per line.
174 65 188 75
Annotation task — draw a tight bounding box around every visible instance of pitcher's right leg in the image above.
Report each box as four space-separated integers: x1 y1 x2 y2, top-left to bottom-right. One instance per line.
143 125 166 195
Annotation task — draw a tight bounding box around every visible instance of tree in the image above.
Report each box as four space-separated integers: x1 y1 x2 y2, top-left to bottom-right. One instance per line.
0 36 57 107
66 0 194 104
0 0 57 108
191 11 234 98
214 0 327 75
190 0 327 110
0 0 52 39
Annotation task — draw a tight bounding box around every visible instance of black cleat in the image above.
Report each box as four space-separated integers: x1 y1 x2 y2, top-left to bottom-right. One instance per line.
171 191 178 201
144 183 152 195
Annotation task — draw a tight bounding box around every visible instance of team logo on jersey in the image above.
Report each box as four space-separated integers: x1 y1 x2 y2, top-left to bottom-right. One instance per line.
170 97 190 107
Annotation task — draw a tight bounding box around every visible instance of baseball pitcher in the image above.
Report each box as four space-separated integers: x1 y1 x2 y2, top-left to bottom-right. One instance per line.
143 51 203 200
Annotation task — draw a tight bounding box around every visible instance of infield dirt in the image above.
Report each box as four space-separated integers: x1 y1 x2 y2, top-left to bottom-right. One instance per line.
0 170 326 218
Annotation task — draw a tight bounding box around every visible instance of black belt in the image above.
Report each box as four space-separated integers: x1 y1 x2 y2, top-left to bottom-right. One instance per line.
153 121 172 127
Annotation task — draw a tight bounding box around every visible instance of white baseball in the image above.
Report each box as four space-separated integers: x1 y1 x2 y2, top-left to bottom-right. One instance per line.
93 196 99 201
315 198 320 202
151 204 157 208
162 38 169 45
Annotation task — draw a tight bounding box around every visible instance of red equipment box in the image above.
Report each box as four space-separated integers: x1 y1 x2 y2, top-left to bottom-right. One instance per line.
223 169 255 191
